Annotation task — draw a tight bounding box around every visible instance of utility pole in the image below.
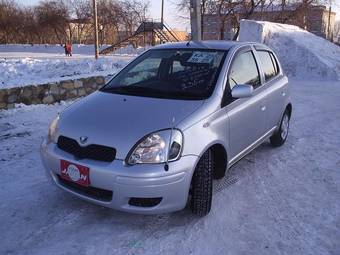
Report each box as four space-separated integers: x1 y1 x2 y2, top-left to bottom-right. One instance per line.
281 0 286 23
327 0 332 40
161 0 164 25
93 0 99 59
190 0 202 41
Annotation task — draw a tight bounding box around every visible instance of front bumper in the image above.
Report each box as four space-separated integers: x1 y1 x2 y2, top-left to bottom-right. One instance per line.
40 139 198 214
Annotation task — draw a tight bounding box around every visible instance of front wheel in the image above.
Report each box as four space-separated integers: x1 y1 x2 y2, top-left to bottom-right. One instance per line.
270 110 290 147
190 150 213 216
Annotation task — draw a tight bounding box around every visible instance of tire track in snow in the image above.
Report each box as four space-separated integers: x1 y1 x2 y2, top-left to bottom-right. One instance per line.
121 214 171 255
213 174 239 194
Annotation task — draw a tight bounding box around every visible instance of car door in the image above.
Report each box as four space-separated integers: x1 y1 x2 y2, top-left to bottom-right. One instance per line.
223 47 267 161
254 48 288 131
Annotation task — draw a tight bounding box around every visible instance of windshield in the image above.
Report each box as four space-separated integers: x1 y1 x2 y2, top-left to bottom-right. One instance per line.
101 49 227 100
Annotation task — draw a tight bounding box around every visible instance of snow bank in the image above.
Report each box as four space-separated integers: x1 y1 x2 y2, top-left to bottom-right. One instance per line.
0 44 149 56
0 44 110 55
0 57 130 89
108 45 150 56
239 20 340 81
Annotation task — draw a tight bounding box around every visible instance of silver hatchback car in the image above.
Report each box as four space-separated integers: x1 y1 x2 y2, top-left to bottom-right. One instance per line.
41 41 292 216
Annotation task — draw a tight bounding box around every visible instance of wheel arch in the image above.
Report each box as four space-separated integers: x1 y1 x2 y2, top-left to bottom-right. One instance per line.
286 103 292 118
192 142 228 180
210 143 228 179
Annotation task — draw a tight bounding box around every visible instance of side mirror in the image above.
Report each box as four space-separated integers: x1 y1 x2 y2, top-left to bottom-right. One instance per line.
231 84 253 99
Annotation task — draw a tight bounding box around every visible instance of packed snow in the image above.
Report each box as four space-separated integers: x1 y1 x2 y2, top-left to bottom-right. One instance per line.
0 44 145 89
239 20 340 81
0 79 339 255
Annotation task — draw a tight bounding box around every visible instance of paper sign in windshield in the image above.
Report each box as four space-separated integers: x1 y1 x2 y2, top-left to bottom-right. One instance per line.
187 52 216 64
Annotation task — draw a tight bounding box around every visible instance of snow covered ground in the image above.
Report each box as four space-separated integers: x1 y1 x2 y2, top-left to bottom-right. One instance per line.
0 44 138 89
0 44 146 56
0 79 339 255
239 20 340 81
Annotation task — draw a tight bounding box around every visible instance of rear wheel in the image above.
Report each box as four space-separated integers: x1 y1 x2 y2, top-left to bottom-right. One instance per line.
190 150 213 216
270 110 290 147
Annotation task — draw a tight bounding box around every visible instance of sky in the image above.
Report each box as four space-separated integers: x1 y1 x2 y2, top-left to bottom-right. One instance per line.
144 0 190 30
17 0 340 26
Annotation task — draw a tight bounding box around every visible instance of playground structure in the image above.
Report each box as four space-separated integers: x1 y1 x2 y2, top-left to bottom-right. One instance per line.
100 21 182 55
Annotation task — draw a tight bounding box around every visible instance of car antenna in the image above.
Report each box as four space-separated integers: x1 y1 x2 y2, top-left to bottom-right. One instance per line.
165 117 176 172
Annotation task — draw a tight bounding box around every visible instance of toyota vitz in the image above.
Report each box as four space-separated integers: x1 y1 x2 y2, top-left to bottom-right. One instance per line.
41 41 292 216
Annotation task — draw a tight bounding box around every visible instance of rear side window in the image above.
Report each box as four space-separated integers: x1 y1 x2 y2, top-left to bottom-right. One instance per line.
228 51 261 89
257 51 277 81
269 52 279 75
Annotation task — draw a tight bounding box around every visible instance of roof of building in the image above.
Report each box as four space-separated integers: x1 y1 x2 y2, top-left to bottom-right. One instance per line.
204 4 334 15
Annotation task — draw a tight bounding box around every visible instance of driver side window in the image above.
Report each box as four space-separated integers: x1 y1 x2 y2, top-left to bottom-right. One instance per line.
228 51 261 89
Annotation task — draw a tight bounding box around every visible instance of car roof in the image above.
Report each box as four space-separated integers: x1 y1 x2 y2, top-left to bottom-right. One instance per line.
152 40 272 52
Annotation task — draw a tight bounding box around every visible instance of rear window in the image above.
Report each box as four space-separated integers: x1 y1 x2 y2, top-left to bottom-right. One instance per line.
257 51 277 81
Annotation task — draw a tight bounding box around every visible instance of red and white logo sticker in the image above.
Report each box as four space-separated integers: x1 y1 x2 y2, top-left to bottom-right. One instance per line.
60 160 90 186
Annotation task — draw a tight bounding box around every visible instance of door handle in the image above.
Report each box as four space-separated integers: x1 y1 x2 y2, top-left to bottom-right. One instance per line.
261 106 266 111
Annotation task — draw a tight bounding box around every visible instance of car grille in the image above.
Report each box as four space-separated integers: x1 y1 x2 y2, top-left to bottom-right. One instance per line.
57 135 116 162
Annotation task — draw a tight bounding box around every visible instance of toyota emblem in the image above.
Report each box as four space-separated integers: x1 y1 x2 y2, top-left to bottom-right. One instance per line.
79 136 88 144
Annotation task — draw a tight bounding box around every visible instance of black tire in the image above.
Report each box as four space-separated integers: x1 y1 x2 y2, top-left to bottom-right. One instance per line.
190 150 213 216
270 110 290 147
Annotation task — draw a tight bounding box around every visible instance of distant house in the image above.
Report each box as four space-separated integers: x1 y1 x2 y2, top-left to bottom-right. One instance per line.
66 18 93 44
203 4 336 41
165 30 189 41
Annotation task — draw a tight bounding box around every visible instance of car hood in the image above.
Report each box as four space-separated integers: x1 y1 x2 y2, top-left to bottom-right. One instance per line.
58 91 204 160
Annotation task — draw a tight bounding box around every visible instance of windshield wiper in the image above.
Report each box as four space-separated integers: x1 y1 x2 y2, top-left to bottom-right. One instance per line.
102 86 163 94
101 85 206 100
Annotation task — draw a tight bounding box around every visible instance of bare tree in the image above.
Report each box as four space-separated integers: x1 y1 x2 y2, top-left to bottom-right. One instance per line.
0 0 149 44
0 0 20 43
176 0 210 38
119 0 149 36
175 0 260 40
66 0 92 43
35 0 70 44
96 0 122 43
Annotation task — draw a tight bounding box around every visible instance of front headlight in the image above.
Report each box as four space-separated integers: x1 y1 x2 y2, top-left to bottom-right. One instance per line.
127 129 183 165
48 115 59 143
